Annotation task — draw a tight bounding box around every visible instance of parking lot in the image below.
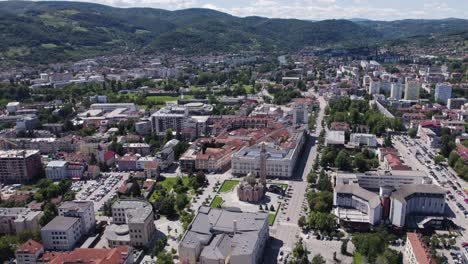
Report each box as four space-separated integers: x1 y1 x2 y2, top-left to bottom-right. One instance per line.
393 135 468 263
74 172 129 212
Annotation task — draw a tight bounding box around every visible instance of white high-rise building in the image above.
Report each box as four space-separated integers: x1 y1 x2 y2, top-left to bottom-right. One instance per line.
390 83 403 100
368 79 380 95
434 83 452 104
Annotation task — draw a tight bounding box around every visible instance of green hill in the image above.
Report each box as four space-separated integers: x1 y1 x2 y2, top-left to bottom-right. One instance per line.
0 1 466 65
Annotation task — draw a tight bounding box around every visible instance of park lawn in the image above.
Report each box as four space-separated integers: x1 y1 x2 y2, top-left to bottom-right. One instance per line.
157 177 190 191
268 214 276 225
273 183 288 190
268 201 281 226
210 196 223 208
146 95 194 103
243 85 254 93
218 180 240 193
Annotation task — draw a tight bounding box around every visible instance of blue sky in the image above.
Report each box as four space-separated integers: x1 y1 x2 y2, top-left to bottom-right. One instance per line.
48 0 468 20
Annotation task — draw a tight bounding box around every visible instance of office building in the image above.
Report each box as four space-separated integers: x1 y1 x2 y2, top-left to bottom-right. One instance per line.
390 184 445 227
150 106 189 135
349 133 378 147
0 208 43 235
179 206 269 264
292 101 309 125
334 184 382 225
106 200 156 248
45 160 68 181
231 129 305 178
447 98 466 110
58 201 95 235
90 103 137 112
325 130 345 146
368 79 380 95
41 216 83 251
0 150 42 184
434 83 452 104
336 170 431 190
404 79 421 100
390 83 403 100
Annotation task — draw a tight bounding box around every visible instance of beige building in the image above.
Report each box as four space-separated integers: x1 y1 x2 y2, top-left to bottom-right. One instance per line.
0 207 43 235
404 79 421 100
106 200 156 248
58 201 95 235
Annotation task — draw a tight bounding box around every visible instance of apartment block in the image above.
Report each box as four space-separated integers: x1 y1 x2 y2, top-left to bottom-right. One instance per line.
0 150 42 184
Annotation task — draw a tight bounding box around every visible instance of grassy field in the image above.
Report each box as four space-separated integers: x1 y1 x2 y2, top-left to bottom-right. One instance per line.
218 180 239 193
268 201 281 226
268 214 276 225
210 196 223 208
146 95 194 103
272 183 288 190
157 177 189 191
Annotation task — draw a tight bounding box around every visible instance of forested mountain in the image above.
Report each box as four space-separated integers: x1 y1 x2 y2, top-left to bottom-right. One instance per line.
0 1 466 65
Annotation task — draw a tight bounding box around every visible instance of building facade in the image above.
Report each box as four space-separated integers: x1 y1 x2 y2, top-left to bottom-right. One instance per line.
0 150 42 184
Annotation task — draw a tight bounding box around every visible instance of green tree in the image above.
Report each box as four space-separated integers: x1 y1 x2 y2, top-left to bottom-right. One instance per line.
164 128 173 143
433 155 445 165
353 153 369 172
317 170 332 192
335 150 351 171
175 193 189 210
156 251 173 264
448 151 460 167
408 128 417 138
307 171 318 184
311 254 326 264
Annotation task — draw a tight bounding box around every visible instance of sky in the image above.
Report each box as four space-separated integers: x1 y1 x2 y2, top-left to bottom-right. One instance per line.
41 0 468 20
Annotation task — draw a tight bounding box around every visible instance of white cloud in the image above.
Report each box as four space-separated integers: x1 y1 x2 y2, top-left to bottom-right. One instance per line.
25 0 468 20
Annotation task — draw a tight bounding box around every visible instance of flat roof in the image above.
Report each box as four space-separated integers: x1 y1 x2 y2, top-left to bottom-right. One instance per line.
42 216 79 231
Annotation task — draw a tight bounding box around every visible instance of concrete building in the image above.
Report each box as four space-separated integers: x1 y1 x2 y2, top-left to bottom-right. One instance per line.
15 239 44 264
0 150 42 184
122 143 151 156
179 206 269 264
404 233 436 264
0 208 43 235
292 101 308 125
404 79 421 100
150 106 189 135
390 184 445 227
368 79 380 95
106 200 156 248
45 160 68 181
325 130 345 146
334 184 382 225
6 102 20 114
390 83 403 100
58 201 95 235
231 129 305 178
447 98 466 110
41 216 83 251
434 83 452 104
90 103 137 112
336 170 431 190
349 133 378 147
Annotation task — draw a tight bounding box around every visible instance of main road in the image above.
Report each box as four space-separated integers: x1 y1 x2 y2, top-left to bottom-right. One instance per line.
268 93 327 259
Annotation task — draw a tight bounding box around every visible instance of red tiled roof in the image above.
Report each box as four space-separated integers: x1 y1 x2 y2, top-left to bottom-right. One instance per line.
104 151 116 161
16 240 43 254
41 246 131 264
